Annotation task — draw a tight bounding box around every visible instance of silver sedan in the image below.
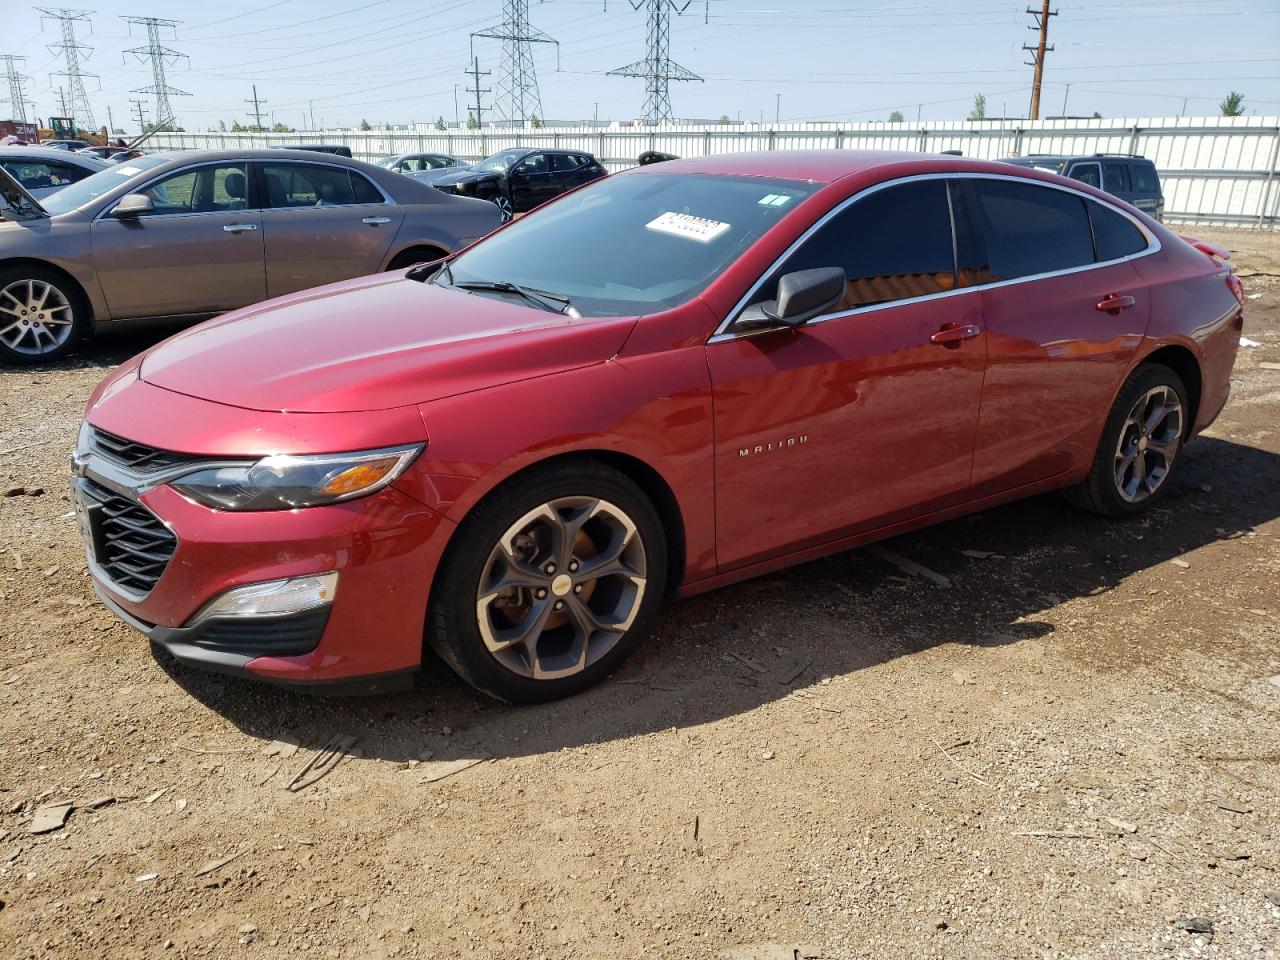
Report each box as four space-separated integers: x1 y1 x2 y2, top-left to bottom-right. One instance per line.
0 149 502 363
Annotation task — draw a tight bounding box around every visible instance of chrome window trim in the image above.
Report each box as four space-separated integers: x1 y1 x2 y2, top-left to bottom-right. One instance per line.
91 159 257 222
708 171 1161 344
256 157 395 207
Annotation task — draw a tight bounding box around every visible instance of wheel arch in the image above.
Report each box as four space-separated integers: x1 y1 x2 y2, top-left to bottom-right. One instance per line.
385 244 449 271
0 257 95 323
1136 342 1202 438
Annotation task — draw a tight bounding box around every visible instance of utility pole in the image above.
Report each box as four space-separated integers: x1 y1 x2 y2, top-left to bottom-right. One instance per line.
37 7 98 131
1061 82 1070 117
608 0 702 125
309 99 315 130
106 103 113 135
1022 0 1056 121
57 85 68 117
464 56 490 129
775 92 780 124
130 96 147 135
122 16 190 129
1 55 35 127
471 1 556 127
245 83 266 131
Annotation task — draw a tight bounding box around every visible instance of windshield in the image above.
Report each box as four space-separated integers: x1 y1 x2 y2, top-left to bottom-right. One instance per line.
374 155 398 167
473 149 526 173
39 154 171 215
442 172 821 316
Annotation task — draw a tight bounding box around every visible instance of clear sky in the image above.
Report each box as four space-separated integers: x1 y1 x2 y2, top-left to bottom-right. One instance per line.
3 0 1279 133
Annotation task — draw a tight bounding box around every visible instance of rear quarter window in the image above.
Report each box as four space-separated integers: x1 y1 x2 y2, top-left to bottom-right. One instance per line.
1130 162 1160 193
971 179 1094 281
1088 201 1149 261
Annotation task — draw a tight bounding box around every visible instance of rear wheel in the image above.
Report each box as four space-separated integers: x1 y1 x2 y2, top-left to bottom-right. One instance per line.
1065 363 1189 517
428 460 667 703
0 266 86 364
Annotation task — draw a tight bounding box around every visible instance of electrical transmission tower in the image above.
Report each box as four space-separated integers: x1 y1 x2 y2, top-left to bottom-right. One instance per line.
464 57 490 128
37 7 98 130
608 1 702 126
471 1 557 127
1 55 35 127
1022 0 1057 120
122 16 190 129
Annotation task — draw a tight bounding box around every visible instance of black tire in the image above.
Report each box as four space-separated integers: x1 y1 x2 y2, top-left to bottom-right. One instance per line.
428 459 668 704
1064 363 1190 517
385 247 447 271
0 265 88 364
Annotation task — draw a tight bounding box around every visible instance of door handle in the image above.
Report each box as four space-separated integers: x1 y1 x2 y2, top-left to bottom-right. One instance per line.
1096 293 1136 313
929 323 980 347
362 216 392 225
222 223 258 233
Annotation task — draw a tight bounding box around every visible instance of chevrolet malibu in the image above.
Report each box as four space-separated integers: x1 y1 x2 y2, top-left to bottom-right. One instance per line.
72 150 1243 702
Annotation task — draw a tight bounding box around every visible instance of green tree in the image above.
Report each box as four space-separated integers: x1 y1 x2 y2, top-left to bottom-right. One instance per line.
218 119 226 132
530 114 543 128
466 112 479 130
1219 91 1245 116
888 110 904 123
718 114 730 125
359 118 372 131
271 121 295 133
968 94 986 121
1091 110 1102 119
435 115 447 130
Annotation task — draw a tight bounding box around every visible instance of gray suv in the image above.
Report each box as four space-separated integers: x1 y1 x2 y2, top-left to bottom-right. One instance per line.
1003 153 1164 221
0 149 500 363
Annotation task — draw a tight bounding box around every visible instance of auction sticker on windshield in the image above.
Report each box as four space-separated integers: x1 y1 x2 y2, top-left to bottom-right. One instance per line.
645 211 731 243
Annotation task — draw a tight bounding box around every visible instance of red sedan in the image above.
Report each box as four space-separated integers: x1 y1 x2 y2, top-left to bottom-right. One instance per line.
73 150 1243 701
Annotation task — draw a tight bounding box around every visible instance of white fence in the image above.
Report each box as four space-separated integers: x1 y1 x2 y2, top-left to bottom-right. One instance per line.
150 116 1280 229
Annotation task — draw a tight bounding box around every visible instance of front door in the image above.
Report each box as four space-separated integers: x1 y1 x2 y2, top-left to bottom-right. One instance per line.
91 161 265 319
507 153 554 212
257 161 404 298
707 178 987 571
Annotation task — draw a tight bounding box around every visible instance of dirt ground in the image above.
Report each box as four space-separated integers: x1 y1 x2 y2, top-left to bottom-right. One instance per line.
1 228 1278 960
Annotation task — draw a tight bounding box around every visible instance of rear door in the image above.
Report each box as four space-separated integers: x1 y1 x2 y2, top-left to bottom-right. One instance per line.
91 160 265 319
963 176 1152 496
257 160 404 297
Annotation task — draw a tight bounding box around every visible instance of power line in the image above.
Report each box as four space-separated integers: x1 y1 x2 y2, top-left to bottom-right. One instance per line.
122 16 190 128
1 55 35 126
472 1 558 126
608 0 703 125
464 56 490 128
37 7 98 130
1023 0 1057 119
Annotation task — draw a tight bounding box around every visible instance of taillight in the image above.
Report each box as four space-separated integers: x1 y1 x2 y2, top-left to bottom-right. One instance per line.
1226 273 1244 306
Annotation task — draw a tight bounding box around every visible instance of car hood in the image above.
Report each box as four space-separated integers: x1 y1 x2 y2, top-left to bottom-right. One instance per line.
408 168 464 184
138 273 638 414
432 169 497 188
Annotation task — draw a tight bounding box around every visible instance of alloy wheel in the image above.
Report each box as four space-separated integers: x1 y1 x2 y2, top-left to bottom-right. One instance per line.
493 195 513 222
0 278 75 357
1113 384 1184 503
476 497 647 680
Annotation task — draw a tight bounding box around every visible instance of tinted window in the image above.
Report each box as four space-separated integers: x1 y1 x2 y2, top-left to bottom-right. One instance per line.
135 163 249 215
549 154 581 172
1089 201 1148 261
37 154 170 215
1 159 93 189
445 173 819 316
750 179 956 312
972 179 1094 281
1131 161 1159 193
1103 162 1128 194
262 163 375 207
1068 162 1101 188
514 154 548 175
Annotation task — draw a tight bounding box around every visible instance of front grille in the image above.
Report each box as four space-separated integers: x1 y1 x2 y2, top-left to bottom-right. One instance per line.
81 478 177 595
91 428 200 473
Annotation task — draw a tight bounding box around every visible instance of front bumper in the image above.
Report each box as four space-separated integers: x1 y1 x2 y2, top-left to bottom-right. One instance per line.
76 437 455 691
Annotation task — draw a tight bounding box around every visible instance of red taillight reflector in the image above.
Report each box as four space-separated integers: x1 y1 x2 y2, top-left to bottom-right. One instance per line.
1226 274 1244 306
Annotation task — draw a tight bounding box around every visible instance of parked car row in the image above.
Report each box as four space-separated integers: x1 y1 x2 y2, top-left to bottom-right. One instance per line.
61 149 1240 703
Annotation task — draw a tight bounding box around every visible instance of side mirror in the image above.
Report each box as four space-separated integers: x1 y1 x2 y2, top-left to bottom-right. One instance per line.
736 267 847 330
110 193 154 218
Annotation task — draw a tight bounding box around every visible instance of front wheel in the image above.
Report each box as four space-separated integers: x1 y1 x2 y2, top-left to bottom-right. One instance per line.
428 461 667 703
1064 363 1189 517
491 194 513 222
0 267 86 364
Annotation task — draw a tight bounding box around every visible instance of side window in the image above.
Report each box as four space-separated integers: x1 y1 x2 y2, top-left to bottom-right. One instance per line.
971 179 1094 281
1068 162 1101 188
262 163 358 207
514 154 547 175
748 179 956 314
1089 201 1148 261
1131 162 1159 193
350 172 383 204
137 164 249 215
1103 162 1128 194
549 154 580 172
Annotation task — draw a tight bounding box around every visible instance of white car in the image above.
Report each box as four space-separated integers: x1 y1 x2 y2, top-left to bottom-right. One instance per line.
0 146 107 200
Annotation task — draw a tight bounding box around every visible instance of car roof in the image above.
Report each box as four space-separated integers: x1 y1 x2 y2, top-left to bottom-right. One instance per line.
625 149 1015 184
0 145 106 166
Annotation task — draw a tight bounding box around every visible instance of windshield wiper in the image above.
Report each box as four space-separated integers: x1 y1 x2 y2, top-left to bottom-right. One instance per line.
450 279 580 317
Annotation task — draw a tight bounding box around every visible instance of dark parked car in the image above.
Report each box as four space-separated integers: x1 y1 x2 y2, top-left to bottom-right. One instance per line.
1004 153 1164 221
273 144 353 158
432 148 606 221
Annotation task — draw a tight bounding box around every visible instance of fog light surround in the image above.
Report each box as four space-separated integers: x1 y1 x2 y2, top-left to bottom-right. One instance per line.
190 572 338 625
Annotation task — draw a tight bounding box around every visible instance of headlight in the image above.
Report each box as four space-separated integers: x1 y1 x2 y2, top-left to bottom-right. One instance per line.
171 444 423 511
